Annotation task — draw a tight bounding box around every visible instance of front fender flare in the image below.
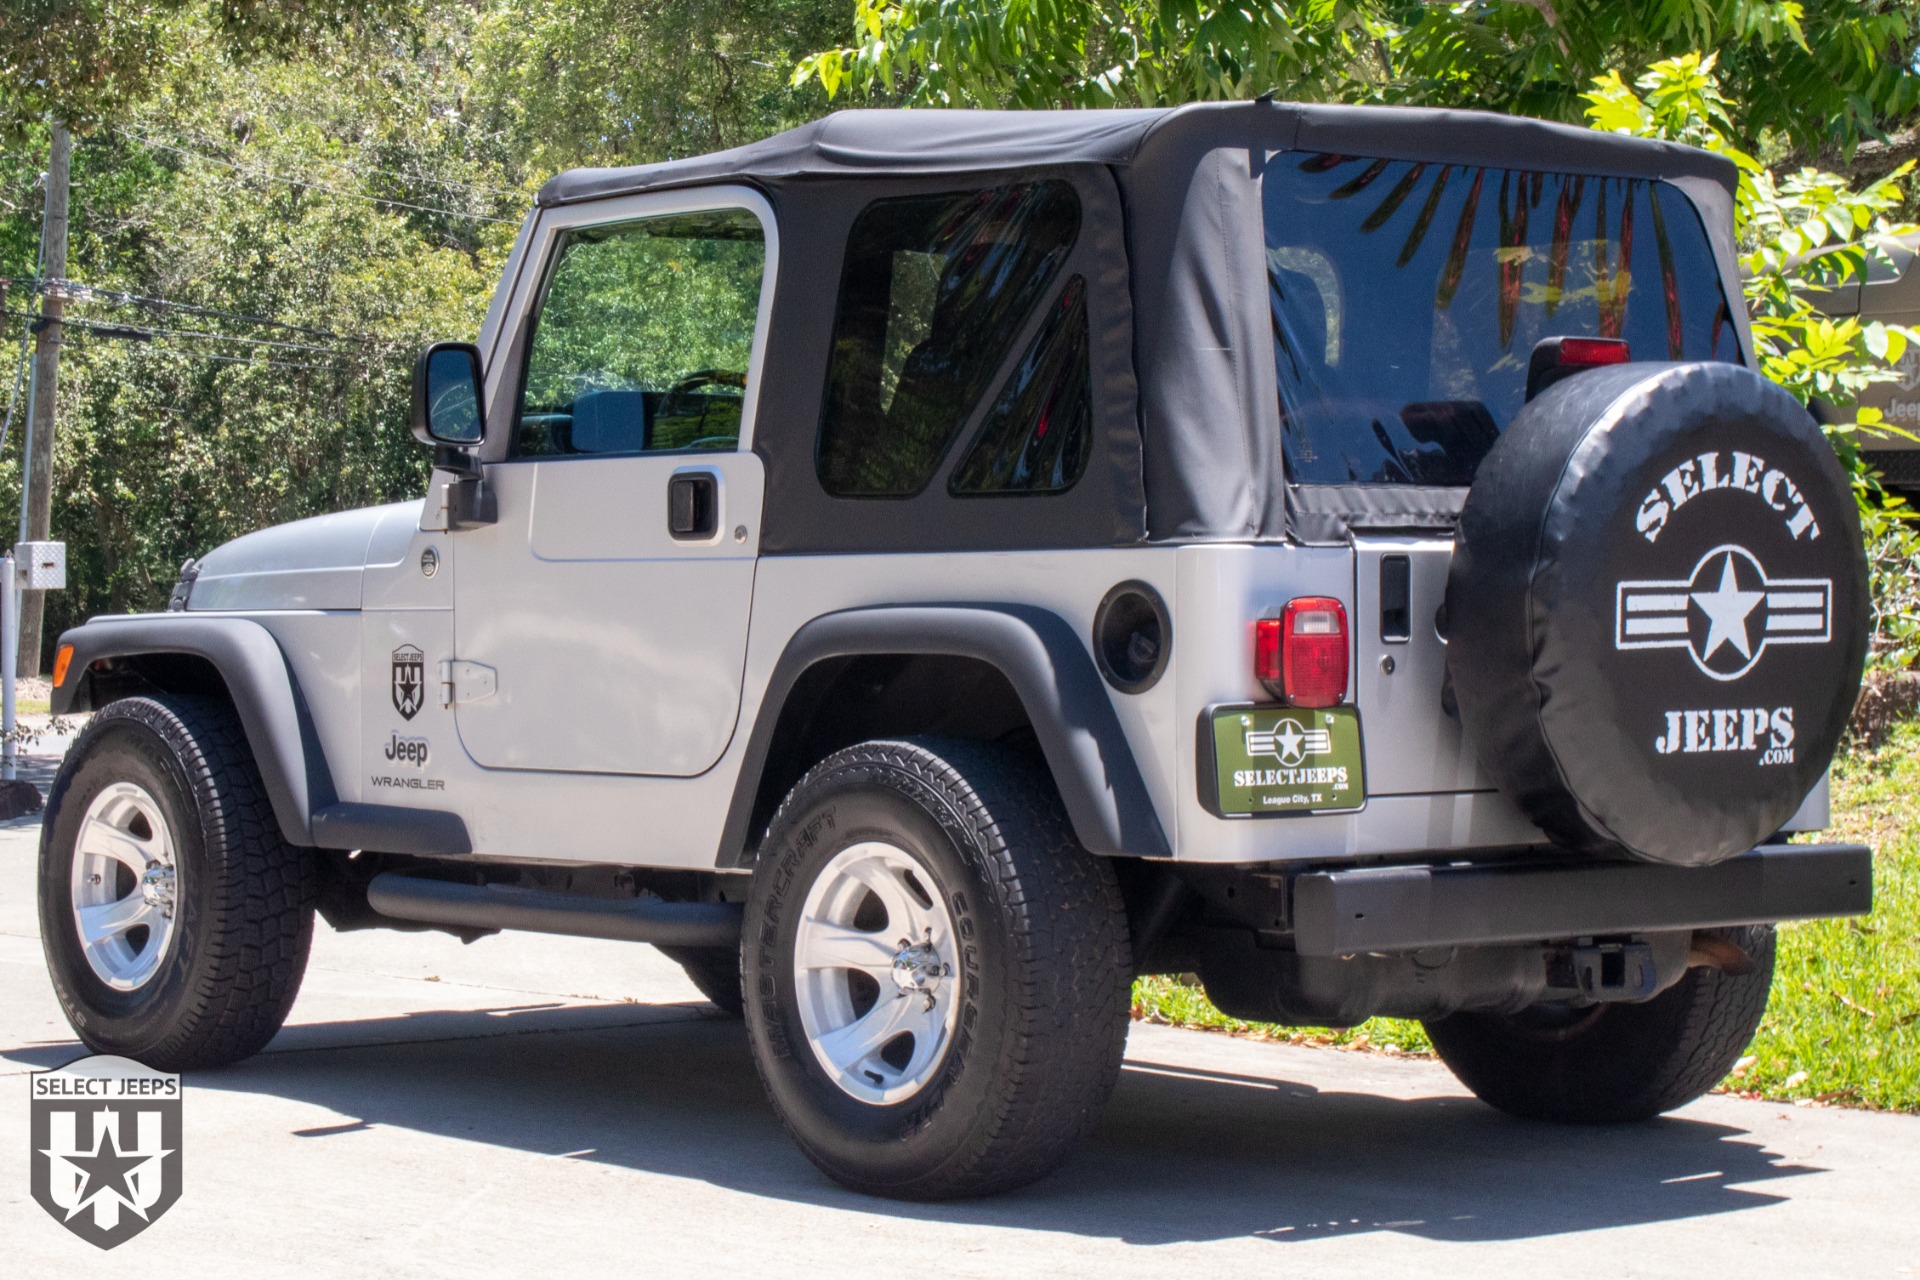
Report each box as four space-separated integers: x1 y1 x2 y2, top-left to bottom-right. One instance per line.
51 615 334 846
721 604 1171 864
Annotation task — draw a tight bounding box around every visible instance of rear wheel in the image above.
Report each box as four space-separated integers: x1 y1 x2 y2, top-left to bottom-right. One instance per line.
658 944 744 1017
39 695 317 1071
742 738 1131 1200
1424 925 1776 1122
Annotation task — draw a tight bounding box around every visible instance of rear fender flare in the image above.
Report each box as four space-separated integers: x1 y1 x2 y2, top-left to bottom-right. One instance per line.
720 604 1170 865
51 616 334 846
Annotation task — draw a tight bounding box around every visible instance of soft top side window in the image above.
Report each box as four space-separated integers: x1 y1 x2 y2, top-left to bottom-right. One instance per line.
950 275 1092 496
1265 155 1740 487
816 181 1081 497
516 207 765 459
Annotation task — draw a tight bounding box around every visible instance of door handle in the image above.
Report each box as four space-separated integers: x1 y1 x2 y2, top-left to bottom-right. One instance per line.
1379 554 1411 643
668 472 718 540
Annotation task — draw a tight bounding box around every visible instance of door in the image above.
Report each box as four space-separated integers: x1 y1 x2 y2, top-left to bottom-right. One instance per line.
452 192 775 776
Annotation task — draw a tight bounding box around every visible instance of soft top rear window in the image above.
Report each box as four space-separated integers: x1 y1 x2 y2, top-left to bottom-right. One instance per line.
1265 153 1740 487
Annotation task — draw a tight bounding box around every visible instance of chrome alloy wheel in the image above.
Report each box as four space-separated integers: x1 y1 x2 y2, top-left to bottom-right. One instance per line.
794 841 959 1105
69 782 181 992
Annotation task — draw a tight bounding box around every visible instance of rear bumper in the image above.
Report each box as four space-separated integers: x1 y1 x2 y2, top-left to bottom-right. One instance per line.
1291 842 1871 956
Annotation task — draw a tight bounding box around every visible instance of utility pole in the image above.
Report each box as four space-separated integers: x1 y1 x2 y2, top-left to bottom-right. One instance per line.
18 120 68 679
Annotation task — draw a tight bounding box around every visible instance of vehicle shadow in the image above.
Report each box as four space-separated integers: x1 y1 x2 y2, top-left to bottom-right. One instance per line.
5 1002 1817 1248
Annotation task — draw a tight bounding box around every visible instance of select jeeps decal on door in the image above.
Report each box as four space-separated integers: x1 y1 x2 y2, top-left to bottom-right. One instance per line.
1615 544 1832 681
391 645 425 720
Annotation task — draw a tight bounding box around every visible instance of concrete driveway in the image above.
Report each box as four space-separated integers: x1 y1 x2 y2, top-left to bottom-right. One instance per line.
2 791 1918 1278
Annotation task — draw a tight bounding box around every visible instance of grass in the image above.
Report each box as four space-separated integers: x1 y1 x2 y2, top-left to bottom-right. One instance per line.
1740 721 1920 1110
1130 722 1920 1112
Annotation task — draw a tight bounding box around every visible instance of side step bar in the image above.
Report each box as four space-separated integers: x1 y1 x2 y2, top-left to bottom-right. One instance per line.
366 873 742 949
1291 842 1872 957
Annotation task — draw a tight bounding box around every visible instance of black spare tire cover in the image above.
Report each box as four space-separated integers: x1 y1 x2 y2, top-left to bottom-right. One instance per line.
1446 361 1867 866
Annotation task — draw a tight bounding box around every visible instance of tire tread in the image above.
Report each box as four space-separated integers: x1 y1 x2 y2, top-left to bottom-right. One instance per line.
42 695 316 1070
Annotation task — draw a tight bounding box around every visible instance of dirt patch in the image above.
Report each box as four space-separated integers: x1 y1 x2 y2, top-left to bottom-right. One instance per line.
1849 671 1920 747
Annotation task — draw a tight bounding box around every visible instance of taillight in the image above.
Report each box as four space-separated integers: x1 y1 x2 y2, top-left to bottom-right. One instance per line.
1526 336 1630 400
1255 598 1349 708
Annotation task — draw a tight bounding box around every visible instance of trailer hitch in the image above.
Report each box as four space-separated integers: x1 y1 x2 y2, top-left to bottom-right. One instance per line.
1565 940 1659 1002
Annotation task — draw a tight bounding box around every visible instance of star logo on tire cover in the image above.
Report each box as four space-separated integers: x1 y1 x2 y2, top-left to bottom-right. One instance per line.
1615 544 1831 681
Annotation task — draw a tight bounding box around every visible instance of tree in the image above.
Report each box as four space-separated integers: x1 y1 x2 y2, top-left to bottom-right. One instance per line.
0 8 508 637
0 1 426 139
796 1 1920 153
472 0 845 173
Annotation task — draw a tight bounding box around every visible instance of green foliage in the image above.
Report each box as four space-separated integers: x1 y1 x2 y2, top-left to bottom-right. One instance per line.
1586 55 1918 417
0 10 510 635
799 1 1920 152
472 0 844 172
1865 511 1920 669
0 1 425 138
794 0 1378 108
1131 974 1434 1056
1739 719 1920 1111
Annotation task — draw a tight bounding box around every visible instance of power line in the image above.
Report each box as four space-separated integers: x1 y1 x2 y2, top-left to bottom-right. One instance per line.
277 143 524 199
0 307 361 363
61 281 340 340
133 320 356 358
100 343 346 374
123 123 526 199
0 307 354 357
1 276 345 341
120 128 519 224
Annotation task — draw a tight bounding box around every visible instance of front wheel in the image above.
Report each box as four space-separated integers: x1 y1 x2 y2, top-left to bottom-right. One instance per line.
743 738 1132 1200
1424 925 1776 1123
39 695 318 1071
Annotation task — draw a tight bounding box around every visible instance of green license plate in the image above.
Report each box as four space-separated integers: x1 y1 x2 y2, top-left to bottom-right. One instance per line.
1207 704 1366 817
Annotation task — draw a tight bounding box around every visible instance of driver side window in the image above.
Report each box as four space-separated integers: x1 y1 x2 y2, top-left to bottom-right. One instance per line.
515 207 765 457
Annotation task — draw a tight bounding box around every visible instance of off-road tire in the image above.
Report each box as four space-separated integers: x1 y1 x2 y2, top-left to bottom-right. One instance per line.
40 695 318 1070
659 944 744 1017
1424 925 1776 1123
742 738 1132 1200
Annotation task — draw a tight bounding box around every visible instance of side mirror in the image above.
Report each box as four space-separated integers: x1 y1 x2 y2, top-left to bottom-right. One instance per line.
410 342 486 448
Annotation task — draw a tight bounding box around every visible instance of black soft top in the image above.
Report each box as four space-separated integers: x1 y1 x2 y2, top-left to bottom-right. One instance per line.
533 104 1745 549
539 102 1736 206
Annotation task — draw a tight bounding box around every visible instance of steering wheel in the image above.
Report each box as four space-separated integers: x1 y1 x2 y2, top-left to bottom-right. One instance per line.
659 369 746 416
656 370 747 451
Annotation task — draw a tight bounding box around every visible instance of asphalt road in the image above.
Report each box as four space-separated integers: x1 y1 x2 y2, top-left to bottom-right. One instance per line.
2 781 1918 1278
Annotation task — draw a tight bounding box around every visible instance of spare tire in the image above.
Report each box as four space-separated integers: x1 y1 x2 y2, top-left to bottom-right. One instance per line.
1445 361 1868 866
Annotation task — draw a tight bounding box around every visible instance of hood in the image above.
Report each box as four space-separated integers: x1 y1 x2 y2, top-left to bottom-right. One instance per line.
188 501 423 612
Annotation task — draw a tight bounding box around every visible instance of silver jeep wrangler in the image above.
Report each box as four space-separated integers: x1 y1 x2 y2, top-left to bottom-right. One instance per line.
39 103 1874 1200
